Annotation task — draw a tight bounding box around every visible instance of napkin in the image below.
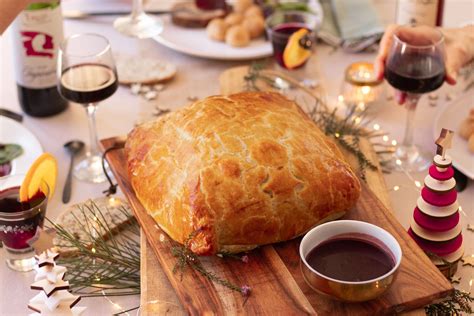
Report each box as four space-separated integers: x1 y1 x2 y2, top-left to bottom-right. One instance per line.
318 0 384 52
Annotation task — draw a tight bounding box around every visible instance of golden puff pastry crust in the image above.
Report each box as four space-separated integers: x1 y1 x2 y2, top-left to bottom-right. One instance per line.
126 92 361 255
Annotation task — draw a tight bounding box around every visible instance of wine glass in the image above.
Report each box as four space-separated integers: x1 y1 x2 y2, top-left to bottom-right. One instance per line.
265 10 321 90
0 175 49 272
113 0 163 39
58 34 118 183
384 26 445 172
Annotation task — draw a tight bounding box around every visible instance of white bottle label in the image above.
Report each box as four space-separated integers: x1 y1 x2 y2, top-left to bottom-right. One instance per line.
11 6 64 89
397 0 439 26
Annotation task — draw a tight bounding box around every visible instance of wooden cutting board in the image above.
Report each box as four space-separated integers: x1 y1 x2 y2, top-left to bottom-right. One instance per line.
102 66 452 315
101 139 452 315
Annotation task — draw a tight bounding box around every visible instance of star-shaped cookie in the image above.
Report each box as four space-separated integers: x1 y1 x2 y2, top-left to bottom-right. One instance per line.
450 275 461 284
29 291 80 312
28 228 56 254
461 255 474 267
30 278 70 297
35 265 67 283
35 249 59 268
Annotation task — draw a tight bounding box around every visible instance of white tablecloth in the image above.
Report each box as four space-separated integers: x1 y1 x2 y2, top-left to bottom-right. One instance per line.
0 0 473 315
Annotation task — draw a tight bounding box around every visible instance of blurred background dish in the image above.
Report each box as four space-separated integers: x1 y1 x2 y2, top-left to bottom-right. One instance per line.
0 116 43 177
434 90 474 179
153 16 272 60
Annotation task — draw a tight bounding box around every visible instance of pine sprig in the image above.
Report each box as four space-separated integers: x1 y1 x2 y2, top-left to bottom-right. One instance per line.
425 289 473 315
171 232 251 297
48 201 140 297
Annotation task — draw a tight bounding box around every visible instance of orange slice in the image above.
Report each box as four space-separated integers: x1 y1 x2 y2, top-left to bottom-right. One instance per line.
19 153 58 202
283 28 312 69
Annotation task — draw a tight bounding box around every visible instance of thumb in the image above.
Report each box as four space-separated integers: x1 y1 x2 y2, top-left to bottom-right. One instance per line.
445 59 460 85
445 46 468 85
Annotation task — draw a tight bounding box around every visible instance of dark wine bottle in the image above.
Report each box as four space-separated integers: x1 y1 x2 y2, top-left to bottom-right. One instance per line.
11 2 67 117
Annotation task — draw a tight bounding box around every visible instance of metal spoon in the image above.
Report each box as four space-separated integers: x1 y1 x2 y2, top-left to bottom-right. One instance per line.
62 140 84 203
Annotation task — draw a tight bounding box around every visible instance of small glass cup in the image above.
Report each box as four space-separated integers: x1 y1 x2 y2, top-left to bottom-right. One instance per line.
341 62 384 114
0 175 49 272
265 10 321 69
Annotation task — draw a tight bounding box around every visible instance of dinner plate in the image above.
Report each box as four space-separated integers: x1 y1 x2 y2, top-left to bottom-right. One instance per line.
433 90 474 179
0 116 43 177
153 16 272 60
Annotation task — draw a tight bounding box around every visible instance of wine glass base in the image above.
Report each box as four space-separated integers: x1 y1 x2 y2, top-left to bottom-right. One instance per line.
114 13 163 39
6 256 36 272
392 145 432 173
74 154 111 184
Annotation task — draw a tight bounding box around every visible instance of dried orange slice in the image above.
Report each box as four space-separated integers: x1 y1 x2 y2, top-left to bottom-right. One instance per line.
283 28 312 69
19 153 57 202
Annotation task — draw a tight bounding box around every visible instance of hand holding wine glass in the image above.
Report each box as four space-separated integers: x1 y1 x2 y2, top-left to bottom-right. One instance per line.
375 24 474 104
58 34 118 183
379 25 446 172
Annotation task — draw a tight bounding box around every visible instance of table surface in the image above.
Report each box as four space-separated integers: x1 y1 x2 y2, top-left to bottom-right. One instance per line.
1 0 473 315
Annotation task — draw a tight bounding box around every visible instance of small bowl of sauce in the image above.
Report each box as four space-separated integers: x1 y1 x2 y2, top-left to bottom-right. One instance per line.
300 220 402 302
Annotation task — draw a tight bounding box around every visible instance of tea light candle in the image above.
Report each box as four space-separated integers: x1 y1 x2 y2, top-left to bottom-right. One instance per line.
341 62 383 112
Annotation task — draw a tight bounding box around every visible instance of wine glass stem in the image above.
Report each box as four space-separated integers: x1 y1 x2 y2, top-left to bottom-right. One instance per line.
85 103 100 157
401 94 420 148
131 0 144 20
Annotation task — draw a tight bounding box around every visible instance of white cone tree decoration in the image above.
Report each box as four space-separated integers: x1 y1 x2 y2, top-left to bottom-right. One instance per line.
28 249 86 316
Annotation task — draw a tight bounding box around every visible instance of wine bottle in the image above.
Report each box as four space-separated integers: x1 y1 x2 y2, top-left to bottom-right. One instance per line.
11 2 67 117
396 0 444 27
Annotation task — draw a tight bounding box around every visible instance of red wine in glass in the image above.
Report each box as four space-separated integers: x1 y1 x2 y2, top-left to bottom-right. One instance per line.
385 53 445 94
195 0 226 10
59 63 118 104
0 187 47 250
270 23 309 69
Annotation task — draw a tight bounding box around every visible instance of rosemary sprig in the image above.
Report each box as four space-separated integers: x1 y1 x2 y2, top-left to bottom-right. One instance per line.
48 201 140 297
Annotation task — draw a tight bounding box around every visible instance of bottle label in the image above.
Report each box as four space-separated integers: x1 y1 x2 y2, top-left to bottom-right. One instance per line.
11 5 63 89
397 0 438 26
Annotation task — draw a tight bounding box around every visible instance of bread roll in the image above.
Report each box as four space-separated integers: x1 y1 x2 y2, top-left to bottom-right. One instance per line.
225 25 250 47
459 118 474 140
234 0 253 13
469 134 474 153
242 15 265 38
244 4 263 18
126 92 361 255
207 18 227 41
224 12 244 26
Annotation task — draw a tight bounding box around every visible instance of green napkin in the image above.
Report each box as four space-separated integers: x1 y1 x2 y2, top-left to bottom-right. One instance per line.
319 0 384 52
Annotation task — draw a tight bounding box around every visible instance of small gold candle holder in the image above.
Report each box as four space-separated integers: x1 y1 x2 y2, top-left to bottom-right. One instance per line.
341 62 383 113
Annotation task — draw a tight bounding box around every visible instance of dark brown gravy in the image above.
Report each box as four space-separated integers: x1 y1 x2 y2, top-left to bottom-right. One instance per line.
305 234 395 282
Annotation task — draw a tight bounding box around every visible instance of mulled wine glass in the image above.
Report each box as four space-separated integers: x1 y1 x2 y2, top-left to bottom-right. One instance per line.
113 0 163 39
384 26 445 172
0 175 49 272
265 11 320 70
58 34 118 183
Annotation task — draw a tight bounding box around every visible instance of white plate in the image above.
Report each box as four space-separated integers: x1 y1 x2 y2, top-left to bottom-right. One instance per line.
153 16 272 60
0 116 43 177
433 90 474 179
